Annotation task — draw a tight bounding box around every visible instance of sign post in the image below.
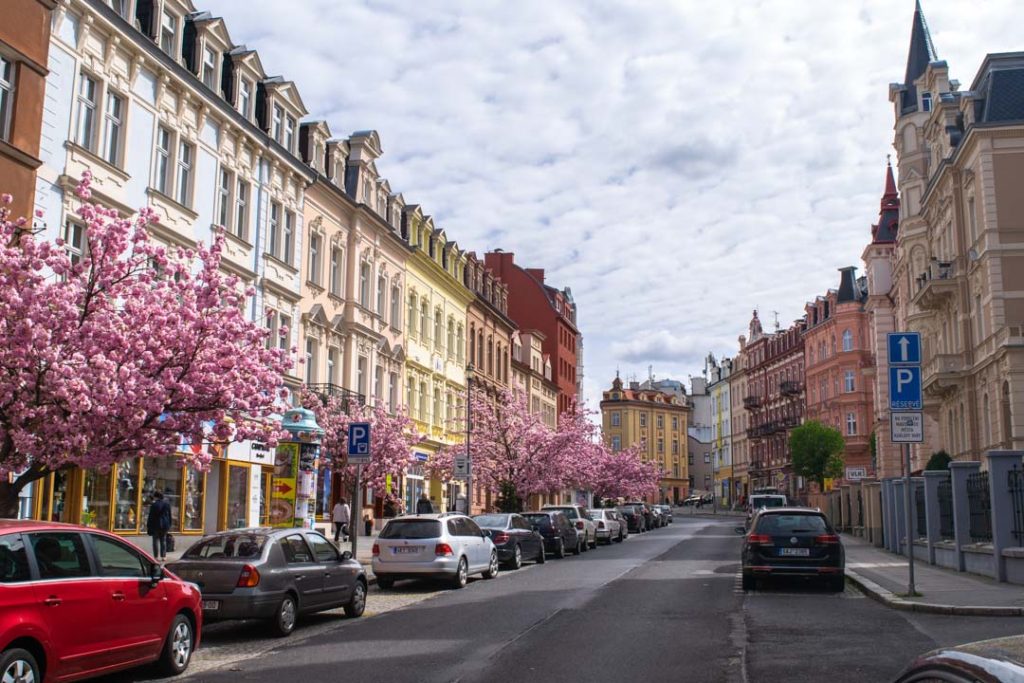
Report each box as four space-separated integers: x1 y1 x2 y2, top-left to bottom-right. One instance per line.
887 332 922 596
348 422 371 559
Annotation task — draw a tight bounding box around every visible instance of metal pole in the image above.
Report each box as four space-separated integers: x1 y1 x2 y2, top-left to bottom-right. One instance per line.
352 464 362 560
903 443 916 594
465 376 472 514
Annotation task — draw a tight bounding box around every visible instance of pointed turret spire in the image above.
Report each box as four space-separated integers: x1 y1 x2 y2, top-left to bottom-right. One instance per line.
872 157 900 243
881 155 898 209
901 0 938 113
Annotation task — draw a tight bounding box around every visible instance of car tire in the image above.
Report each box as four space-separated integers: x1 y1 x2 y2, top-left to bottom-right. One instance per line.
742 574 756 591
376 576 395 590
536 544 547 564
573 539 583 556
451 558 469 589
1 647 41 683
617 530 624 543
589 535 598 549
345 580 367 618
828 574 845 593
555 539 566 559
158 613 194 676
270 594 298 637
483 552 499 579
507 544 522 570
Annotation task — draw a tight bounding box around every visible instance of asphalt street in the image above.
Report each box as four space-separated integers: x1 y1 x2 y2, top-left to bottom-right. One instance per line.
109 517 1024 683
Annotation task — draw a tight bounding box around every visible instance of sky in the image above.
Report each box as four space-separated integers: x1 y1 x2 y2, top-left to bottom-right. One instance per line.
203 0 1021 410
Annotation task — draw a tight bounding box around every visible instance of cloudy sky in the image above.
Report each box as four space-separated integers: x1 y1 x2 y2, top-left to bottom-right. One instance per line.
204 0 1020 408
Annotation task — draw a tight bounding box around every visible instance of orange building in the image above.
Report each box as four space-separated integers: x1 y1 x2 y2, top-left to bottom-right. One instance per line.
803 268 877 482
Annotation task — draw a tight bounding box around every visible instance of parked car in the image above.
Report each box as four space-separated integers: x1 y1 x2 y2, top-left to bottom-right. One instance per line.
372 514 498 589
607 509 629 540
895 634 1024 682
522 511 581 557
168 527 366 637
617 505 646 533
627 502 658 529
745 494 788 528
542 505 597 549
588 509 624 544
735 507 845 591
0 520 202 682
472 513 546 569
682 495 702 507
657 505 673 524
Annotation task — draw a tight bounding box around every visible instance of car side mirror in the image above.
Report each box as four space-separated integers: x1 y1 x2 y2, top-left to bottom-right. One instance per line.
150 563 165 583
734 526 746 535
340 550 353 562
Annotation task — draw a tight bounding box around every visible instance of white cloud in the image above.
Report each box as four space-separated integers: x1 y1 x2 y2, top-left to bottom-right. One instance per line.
202 0 1022 408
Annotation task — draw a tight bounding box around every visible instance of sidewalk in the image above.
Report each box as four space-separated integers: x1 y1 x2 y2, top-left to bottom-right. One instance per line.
842 534 1024 616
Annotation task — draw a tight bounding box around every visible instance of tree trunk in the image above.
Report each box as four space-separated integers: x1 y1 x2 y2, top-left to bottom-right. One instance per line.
0 464 51 519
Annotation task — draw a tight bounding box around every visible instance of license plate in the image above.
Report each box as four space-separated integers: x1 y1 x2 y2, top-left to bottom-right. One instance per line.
202 600 219 611
394 547 420 554
779 548 810 557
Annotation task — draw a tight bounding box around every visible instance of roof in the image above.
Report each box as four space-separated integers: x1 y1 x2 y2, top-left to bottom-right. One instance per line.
872 161 900 243
977 63 1024 123
836 267 859 303
901 0 938 114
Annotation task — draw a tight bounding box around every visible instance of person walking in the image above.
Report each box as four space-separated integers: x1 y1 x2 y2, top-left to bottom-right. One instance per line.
146 491 172 562
416 492 433 514
332 497 351 543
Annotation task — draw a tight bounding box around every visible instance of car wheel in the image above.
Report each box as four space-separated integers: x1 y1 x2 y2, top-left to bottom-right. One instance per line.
1 647 41 683
617 530 624 543
555 539 566 559
376 576 395 590
573 539 583 556
507 544 523 570
536 544 547 564
270 594 298 637
451 558 468 589
741 574 756 591
581 536 588 552
345 580 367 618
483 552 499 579
158 614 194 675
828 574 845 593
589 535 597 549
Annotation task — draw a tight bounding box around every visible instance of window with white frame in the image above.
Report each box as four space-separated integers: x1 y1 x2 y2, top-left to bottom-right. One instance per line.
390 285 401 329
407 294 417 335
239 79 252 119
304 338 316 384
0 56 11 141
327 347 337 385
359 262 370 308
201 46 217 90
101 91 124 165
389 372 398 412
272 104 284 142
330 247 342 296
278 314 291 351
446 390 453 424
447 319 455 359
283 210 294 264
308 232 321 285
846 412 857 436
844 370 855 393
418 381 426 420
264 310 278 349
376 273 386 315
357 356 367 397
610 411 620 427
109 0 129 18
217 168 231 228
269 202 281 259
639 413 647 427
457 324 464 363
63 220 86 267
153 126 172 194
434 310 443 352
842 329 853 352
176 140 194 206
285 115 296 152
420 301 429 342
406 379 414 417
234 179 248 240
160 10 178 57
433 388 441 427
75 73 98 151
375 366 384 402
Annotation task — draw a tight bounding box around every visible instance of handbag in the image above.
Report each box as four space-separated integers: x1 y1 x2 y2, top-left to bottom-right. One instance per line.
165 533 176 552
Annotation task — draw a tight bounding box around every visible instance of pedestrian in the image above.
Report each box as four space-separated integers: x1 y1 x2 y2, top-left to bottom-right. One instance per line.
332 497 351 543
416 492 433 514
363 513 373 537
146 491 172 562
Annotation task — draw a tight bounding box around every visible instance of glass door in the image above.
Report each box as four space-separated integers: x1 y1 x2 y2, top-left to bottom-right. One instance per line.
225 464 249 529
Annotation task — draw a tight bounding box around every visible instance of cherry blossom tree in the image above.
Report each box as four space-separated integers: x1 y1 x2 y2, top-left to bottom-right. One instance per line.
0 175 292 516
552 399 604 492
590 443 663 501
300 387 422 496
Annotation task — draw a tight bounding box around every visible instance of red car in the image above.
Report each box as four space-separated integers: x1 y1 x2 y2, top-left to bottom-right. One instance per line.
0 519 202 682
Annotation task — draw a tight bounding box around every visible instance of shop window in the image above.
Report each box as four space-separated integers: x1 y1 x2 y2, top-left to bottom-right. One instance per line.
183 468 204 531
225 464 249 529
142 457 183 531
114 459 142 530
81 469 112 530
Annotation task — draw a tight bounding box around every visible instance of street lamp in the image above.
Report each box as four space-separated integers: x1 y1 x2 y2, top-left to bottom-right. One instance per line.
465 363 474 515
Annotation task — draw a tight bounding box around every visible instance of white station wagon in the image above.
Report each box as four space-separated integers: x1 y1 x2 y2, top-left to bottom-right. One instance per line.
372 514 499 589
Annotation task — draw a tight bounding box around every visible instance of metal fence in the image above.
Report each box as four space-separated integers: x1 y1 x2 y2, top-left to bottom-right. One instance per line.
914 485 926 539
937 479 954 541
1010 465 1024 545
967 471 993 544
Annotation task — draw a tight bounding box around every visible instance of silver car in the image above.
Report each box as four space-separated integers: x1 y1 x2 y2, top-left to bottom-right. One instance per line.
372 514 499 589
588 509 625 544
168 527 367 637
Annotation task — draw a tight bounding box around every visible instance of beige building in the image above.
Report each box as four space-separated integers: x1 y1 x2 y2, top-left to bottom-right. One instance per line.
512 330 558 429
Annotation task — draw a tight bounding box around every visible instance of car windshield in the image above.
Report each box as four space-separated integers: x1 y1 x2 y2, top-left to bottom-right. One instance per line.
182 533 267 559
547 507 578 519
751 496 786 509
755 514 829 534
380 520 442 539
473 514 509 528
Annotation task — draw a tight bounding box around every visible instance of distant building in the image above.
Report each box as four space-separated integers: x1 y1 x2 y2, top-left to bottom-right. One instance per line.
687 375 714 495
707 355 734 505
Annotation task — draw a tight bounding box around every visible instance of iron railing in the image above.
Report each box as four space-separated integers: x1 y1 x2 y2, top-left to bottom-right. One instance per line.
914 485 926 539
305 383 366 411
1010 465 1024 544
937 479 954 540
967 471 992 544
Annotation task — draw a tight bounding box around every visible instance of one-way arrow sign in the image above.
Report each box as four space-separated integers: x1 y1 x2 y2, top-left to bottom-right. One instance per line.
887 332 921 366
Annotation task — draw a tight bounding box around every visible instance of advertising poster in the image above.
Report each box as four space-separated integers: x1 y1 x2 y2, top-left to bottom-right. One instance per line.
270 442 298 528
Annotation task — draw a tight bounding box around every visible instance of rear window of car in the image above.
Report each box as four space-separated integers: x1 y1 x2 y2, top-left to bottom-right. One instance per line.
380 520 442 539
588 510 603 519
473 515 509 528
755 514 828 534
546 507 578 519
750 496 786 509
523 514 552 528
183 533 268 559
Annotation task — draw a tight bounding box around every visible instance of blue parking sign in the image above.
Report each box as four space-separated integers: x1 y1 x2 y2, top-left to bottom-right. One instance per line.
887 332 921 366
889 367 922 411
348 422 371 460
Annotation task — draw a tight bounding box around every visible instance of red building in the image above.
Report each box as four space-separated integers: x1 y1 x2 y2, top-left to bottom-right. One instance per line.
485 251 580 418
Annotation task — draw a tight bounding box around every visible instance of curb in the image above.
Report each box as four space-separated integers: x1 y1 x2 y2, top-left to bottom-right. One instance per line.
845 568 1024 616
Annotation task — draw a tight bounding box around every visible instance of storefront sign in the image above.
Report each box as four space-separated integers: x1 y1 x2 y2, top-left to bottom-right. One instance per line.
270 443 298 528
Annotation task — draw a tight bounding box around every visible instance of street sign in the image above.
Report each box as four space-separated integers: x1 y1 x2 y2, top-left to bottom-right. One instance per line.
887 332 921 365
891 412 924 443
347 422 372 464
889 366 922 411
453 455 469 480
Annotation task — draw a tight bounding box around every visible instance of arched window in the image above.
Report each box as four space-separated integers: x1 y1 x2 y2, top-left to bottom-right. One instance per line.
487 336 493 376
842 329 853 352
407 293 417 335
477 331 484 368
420 301 430 342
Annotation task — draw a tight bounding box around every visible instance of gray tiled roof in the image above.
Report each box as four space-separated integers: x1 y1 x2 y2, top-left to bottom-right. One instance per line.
902 0 938 114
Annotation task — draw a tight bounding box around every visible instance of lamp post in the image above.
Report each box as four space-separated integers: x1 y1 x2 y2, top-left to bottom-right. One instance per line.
465 363 474 515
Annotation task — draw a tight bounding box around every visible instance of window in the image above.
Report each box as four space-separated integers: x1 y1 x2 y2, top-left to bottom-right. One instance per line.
327 347 337 385
657 415 664 429
968 197 977 243
447 320 455 358
407 294 417 335
102 91 124 165
239 79 252 119
672 439 679 455
377 273 386 315
672 416 678 430
921 91 932 112
435 310 444 352
390 286 401 329
610 411 620 427
272 105 284 142
844 370 855 393
176 140 193 206
63 220 86 266
639 413 647 427
217 168 231 228
92 536 146 577
29 532 91 579
308 233 321 284
842 329 853 352
704 453 711 464
278 314 291 351
375 366 384 402
304 338 316 384
283 211 294 264
265 310 278 350
357 356 367 397
0 57 11 141
109 0 129 18
201 46 217 89
280 534 312 563
657 438 664 453
75 73 98 150
330 248 343 296
433 389 441 426
406 378 414 416
359 262 370 308
285 115 296 152
234 179 249 239
846 412 857 436
421 302 430 342
389 372 398 412
417 382 426 420
457 324 464 362
611 436 621 452
688 454 694 465
0 534 29 583
306 533 338 563
269 202 281 259
160 10 178 56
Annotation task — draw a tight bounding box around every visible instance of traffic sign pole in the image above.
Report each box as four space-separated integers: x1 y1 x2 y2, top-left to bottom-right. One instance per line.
887 332 921 597
904 444 916 595
352 463 362 560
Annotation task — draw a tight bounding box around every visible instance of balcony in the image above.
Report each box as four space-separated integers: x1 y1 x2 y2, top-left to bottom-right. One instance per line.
743 395 762 409
305 383 366 410
911 260 960 311
780 380 803 397
922 353 966 398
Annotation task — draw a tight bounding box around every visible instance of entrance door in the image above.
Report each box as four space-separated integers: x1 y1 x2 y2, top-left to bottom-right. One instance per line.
223 464 250 529
260 470 273 526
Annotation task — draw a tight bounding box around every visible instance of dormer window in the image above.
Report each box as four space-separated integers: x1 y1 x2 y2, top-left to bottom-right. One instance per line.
284 115 295 152
239 79 252 119
201 46 217 90
272 105 284 142
160 10 178 57
922 92 932 112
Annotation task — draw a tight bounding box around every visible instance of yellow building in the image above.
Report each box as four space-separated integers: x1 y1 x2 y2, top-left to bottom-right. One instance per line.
601 376 690 504
401 206 473 511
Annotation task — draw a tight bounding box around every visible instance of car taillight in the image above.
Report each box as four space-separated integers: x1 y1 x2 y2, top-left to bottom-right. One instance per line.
236 564 260 588
597 521 605 529
747 534 773 545
372 543 380 557
815 534 840 545
493 532 509 545
435 543 454 557
576 521 585 530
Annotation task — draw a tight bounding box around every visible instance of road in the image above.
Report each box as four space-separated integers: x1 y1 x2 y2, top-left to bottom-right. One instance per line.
109 516 1024 683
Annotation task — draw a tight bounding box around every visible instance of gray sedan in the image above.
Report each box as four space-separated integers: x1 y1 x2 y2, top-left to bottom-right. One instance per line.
168 527 367 636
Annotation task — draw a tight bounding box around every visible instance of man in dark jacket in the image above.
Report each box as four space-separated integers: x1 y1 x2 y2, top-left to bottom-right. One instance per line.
146 491 172 561
416 493 433 514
